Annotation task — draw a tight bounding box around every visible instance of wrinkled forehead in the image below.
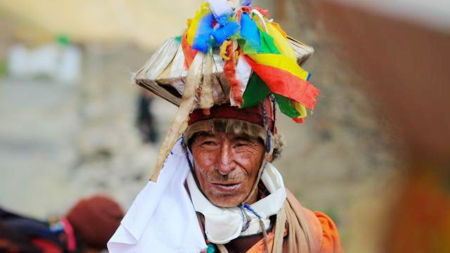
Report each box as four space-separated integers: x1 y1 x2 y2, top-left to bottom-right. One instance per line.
190 131 260 145
184 119 267 146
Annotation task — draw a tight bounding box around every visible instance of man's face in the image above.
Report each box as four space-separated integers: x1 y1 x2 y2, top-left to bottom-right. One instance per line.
190 131 265 207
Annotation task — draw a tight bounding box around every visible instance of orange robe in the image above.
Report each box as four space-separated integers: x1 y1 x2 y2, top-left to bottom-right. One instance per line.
247 197 341 253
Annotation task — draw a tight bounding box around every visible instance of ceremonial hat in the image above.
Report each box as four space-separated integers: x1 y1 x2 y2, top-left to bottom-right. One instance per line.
134 0 319 181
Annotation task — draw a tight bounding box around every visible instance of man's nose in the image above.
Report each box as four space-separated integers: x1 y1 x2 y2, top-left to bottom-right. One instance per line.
217 142 234 175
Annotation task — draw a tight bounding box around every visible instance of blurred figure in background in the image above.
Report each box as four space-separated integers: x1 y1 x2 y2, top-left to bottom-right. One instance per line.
0 195 124 253
136 89 159 144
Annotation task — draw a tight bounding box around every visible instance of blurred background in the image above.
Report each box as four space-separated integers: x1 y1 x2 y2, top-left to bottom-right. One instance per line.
0 0 448 252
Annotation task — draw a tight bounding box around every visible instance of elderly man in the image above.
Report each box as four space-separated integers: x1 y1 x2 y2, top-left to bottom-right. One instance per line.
108 1 341 252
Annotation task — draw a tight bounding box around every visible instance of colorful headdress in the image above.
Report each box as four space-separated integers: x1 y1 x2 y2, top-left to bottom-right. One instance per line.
135 0 319 181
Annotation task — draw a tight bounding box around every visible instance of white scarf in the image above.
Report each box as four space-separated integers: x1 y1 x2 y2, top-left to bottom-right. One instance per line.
187 163 287 244
108 140 207 253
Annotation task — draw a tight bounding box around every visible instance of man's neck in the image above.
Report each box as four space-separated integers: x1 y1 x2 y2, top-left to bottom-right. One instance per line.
224 233 264 252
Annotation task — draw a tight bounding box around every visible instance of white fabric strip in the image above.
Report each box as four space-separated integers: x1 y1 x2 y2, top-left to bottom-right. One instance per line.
207 0 233 17
235 54 252 96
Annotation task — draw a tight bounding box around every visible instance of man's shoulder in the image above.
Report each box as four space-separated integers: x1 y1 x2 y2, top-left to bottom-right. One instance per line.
285 188 342 253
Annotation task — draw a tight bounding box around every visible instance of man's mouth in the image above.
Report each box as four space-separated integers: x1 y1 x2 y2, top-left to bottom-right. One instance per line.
210 182 241 191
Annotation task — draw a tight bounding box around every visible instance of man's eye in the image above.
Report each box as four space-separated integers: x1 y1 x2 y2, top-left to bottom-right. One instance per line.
202 141 218 146
234 141 250 148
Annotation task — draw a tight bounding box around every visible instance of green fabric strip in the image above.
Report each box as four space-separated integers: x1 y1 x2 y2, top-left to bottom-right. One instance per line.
258 29 280 54
242 73 270 108
239 29 280 55
238 38 258 55
275 94 301 118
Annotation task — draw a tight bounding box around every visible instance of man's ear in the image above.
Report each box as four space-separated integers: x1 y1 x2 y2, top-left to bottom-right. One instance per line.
263 132 284 162
265 153 274 162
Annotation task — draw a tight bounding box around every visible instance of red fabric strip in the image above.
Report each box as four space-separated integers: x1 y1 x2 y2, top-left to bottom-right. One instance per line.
293 117 305 123
189 104 263 125
245 56 319 110
188 99 275 130
224 44 243 107
181 32 198 69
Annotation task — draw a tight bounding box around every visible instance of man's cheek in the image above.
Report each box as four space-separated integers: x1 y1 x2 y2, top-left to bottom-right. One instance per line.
196 152 216 166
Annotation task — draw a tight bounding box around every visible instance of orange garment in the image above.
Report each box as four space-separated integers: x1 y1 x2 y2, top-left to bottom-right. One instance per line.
246 232 275 253
314 211 342 253
246 209 341 253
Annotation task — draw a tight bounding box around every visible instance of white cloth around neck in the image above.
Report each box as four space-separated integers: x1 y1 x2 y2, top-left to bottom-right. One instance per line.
187 163 286 244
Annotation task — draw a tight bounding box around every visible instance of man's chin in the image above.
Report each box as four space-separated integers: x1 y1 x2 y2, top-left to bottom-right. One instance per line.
207 194 245 208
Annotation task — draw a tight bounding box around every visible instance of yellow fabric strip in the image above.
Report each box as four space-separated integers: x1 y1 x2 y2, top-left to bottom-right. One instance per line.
186 3 210 45
294 102 307 119
270 22 288 38
249 54 310 80
267 23 297 60
220 40 231 60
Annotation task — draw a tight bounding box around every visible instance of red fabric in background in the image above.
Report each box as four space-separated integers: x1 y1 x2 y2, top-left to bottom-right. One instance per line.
32 239 62 253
